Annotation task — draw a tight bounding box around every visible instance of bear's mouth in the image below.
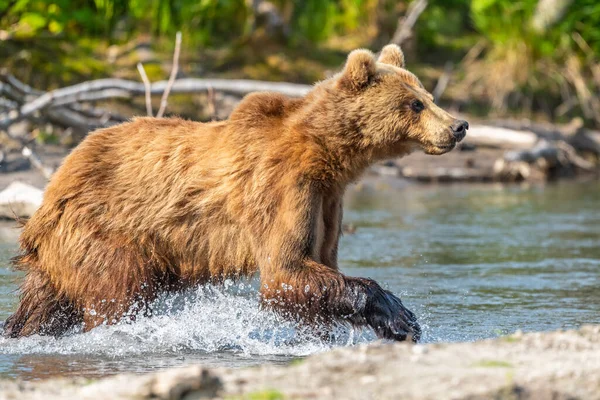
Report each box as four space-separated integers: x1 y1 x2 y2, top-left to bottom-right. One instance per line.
424 141 456 155
435 143 455 151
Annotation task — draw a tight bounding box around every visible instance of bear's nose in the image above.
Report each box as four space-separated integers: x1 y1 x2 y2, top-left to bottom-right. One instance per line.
450 120 469 142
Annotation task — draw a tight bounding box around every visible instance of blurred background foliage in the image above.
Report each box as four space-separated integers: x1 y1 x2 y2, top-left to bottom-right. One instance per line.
1 0 599 126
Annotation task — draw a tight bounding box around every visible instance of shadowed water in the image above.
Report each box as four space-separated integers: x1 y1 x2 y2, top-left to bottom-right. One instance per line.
0 180 598 380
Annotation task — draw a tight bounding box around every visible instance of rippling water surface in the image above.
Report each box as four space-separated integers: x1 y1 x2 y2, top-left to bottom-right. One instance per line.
0 180 598 379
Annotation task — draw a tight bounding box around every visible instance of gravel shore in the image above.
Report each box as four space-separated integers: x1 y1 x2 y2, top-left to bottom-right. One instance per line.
1 325 599 400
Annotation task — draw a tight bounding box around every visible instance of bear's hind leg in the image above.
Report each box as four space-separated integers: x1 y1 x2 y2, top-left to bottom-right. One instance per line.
3 269 81 338
75 245 171 332
79 280 162 332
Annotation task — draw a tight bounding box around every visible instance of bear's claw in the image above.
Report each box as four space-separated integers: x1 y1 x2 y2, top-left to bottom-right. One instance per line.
368 287 421 342
348 278 421 342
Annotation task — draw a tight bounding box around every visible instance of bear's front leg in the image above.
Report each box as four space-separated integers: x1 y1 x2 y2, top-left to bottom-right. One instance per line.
256 185 420 342
261 263 420 342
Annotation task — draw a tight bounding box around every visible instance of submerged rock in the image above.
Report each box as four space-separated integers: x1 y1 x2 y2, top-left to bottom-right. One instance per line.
1 325 599 399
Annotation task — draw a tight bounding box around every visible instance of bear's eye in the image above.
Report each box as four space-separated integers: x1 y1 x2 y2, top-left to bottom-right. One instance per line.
411 99 425 113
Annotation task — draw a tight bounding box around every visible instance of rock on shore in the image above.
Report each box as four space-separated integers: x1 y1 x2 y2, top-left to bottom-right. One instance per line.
1 325 599 400
0 181 43 219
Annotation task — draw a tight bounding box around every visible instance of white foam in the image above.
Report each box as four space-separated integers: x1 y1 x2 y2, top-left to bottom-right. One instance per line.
0 279 375 357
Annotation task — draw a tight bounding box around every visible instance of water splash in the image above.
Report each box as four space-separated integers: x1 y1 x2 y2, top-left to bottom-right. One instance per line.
0 279 375 358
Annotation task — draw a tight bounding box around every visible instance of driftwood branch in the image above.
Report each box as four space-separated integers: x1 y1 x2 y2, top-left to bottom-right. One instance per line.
3 78 310 126
532 0 574 32
494 137 597 181
21 147 53 179
157 31 182 118
1 71 127 131
207 86 217 121
0 60 311 180
49 89 133 107
136 63 154 117
464 125 538 149
391 0 428 46
432 62 453 101
1 71 128 180
0 97 18 110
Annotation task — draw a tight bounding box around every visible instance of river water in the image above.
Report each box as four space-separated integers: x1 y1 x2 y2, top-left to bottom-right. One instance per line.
0 180 598 380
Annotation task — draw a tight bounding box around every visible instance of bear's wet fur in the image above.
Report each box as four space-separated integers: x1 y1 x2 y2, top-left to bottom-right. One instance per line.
4 45 467 341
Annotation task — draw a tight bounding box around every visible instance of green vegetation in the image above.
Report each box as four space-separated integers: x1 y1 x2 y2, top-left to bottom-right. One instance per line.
226 389 286 400
289 357 305 366
0 0 377 44
474 359 514 368
247 389 286 400
500 335 521 343
1 0 599 126
458 0 600 124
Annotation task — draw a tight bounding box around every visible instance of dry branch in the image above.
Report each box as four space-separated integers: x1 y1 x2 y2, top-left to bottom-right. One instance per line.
49 89 132 107
1 71 127 131
391 0 428 46
207 86 217 121
0 77 310 130
432 62 453 101
136 63 154 117
14 78 310 119
21 146 53 179
532 0 574 32
0 97 17 110
157 31 182 118
555 141 596 170
0 66 312 180
1 71 129 180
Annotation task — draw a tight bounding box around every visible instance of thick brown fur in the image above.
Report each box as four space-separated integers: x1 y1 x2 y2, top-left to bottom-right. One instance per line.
4 45 466 341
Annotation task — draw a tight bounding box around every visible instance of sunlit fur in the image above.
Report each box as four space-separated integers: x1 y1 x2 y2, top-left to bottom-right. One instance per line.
4 45 462 338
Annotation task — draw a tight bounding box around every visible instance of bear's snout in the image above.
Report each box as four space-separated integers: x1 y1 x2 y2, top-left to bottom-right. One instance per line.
450 120 469 142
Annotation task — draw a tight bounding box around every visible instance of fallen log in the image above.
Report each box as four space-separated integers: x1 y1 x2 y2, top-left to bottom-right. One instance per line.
401 165 493 183
1 72 128 179
0 68 312 180
478 118 600 156
464 125 538 150
16 78 311 118
504 141 560 164
0 71 312 130
569 129 600 155
0 72 127 132
494 139 596 181
487 117 582 140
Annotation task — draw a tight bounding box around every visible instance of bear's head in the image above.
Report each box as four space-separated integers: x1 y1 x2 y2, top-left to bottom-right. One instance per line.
332 44 468 156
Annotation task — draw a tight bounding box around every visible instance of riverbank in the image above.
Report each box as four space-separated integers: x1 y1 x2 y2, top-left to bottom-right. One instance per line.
1 325 599 399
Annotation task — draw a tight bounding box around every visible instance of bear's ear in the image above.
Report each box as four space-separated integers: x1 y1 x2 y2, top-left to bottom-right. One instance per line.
377 44 405 69
338 49 377 91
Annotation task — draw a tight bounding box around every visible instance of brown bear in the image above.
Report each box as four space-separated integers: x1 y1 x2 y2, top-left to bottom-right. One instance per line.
4 45 467 341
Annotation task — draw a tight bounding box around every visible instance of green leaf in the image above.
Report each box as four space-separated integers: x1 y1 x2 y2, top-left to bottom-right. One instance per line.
19 12 47 31
471 0 498 14
48 20 64 34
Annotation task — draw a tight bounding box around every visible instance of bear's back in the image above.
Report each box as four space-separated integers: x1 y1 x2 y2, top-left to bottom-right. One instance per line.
30 118 235 238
